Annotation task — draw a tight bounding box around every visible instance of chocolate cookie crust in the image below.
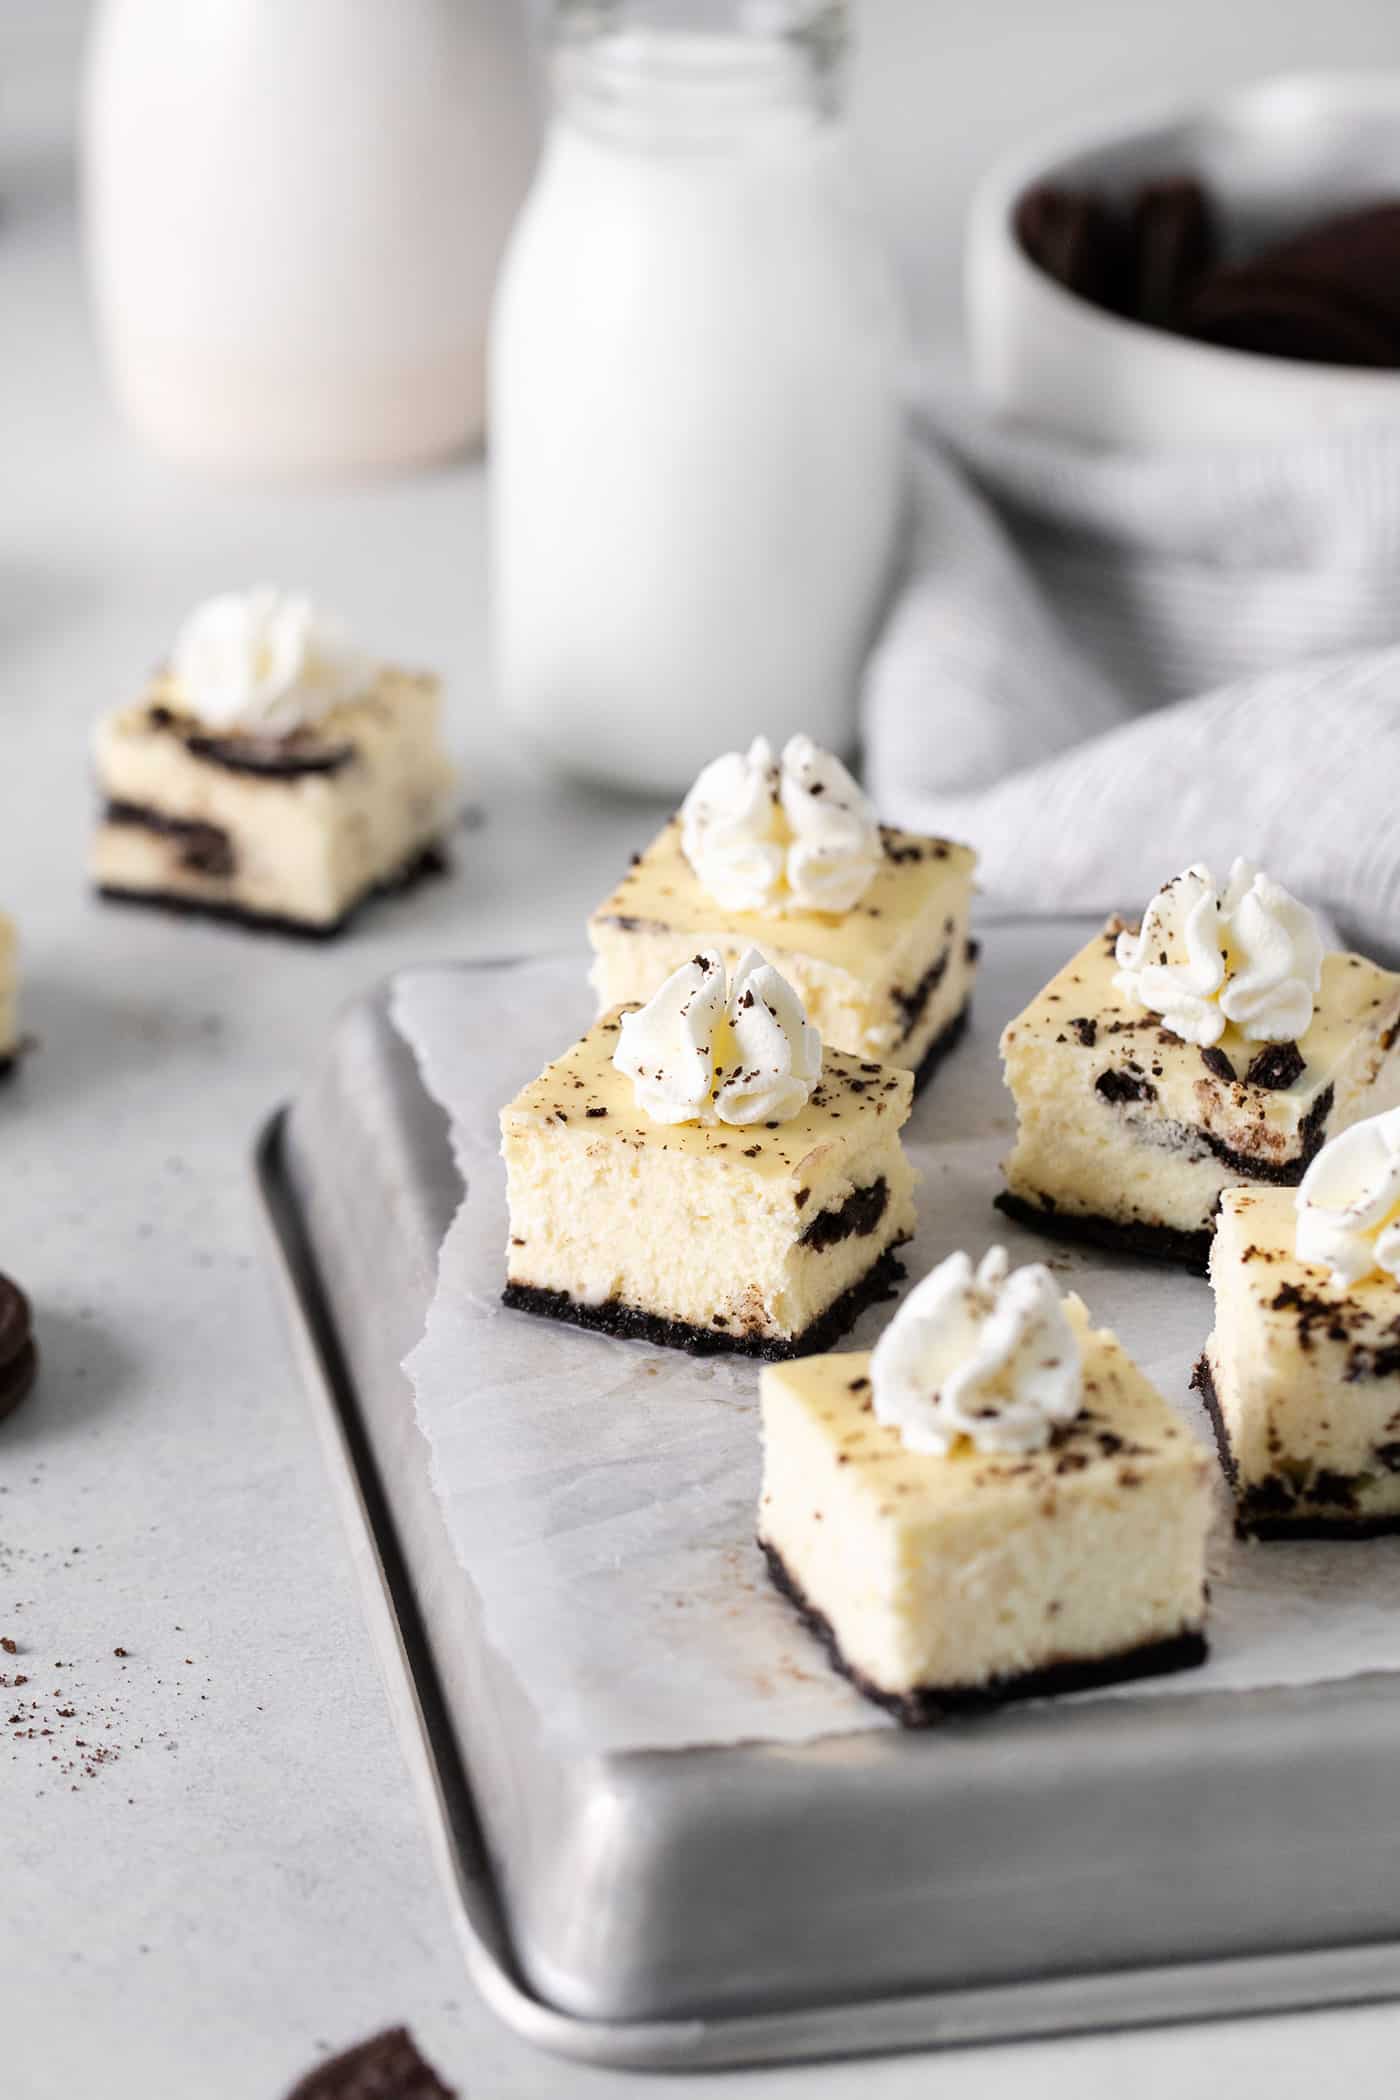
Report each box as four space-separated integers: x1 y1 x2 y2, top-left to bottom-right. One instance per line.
1192 1352 1400 1540
910 998 971 1097
760 1539 1208 1725
97 841 448 942
994 1189 1213 1274
891 944 950 1043
504 1244 908 1362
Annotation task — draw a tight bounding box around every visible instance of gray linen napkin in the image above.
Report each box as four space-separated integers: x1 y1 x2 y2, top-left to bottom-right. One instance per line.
863 389 1400 957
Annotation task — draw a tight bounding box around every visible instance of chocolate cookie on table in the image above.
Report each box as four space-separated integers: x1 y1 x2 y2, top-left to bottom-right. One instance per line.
284 2027 456 2099
0 1274 37 1422
0 913 19 1079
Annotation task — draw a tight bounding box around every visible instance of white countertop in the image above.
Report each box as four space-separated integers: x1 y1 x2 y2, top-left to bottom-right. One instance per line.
8 29 1400 2097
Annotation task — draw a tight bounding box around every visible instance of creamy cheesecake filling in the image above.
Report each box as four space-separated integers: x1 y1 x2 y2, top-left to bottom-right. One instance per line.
505 1116 915 1343
759 1301 1211 1707
501 1009 916 1355
588 819 977 1075
1199 1186 1400 1535
1001 927 1400 1248
92 670 455 931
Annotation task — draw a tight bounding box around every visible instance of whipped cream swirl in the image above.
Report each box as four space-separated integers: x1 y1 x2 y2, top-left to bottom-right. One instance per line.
613 947 821 1127
170 587 371 736
1295 1108 1400 1287
870 1247 1082 1458
1114 859 1324 1049
679 734 881 915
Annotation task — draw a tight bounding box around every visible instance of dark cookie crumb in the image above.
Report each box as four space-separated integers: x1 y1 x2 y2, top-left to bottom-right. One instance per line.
1246 1041 1306 1091
1095 1067 1157 1106
799 1177 889 1253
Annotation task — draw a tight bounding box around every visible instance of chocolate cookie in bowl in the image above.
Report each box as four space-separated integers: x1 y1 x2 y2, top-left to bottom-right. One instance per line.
972 75 1400 445
1017 173 1400 370
1014 172 1218 331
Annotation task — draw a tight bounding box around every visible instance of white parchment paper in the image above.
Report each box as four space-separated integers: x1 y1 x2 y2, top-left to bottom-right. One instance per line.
395 928 1400 1756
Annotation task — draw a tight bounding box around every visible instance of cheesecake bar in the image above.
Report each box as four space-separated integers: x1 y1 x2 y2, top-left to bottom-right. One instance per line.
93 589 456 936
0 914 17 1077
999 865 1400 1270
588 736 977 1087
759 1252 1212 1721
501 951 916 1357
1196 1122 1400 1537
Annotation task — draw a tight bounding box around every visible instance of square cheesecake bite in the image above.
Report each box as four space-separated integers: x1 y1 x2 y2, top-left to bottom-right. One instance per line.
999 861 1400 1270
501 950 916 1357
1197 1115 1400 1538
759 1249 1212 1721
93 588 456 936
0 914 17 1078
588 734 977 1088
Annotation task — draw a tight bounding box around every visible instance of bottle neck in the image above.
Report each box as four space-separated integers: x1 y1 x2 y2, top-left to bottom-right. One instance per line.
552 2 847 147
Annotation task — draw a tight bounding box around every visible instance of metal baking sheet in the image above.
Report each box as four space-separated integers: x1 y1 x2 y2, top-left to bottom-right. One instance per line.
254 942 1400 2069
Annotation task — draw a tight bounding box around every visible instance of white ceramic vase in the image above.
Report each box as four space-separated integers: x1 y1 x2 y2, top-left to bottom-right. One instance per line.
82 0 536 474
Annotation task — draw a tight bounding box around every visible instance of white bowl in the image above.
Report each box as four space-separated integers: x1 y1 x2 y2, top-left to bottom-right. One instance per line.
967 71 1400 448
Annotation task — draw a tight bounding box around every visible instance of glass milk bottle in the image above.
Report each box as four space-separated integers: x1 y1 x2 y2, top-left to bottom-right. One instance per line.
489 0 905 792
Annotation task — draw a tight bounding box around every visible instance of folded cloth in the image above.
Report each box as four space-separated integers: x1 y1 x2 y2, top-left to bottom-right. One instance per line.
864 387 1400 957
